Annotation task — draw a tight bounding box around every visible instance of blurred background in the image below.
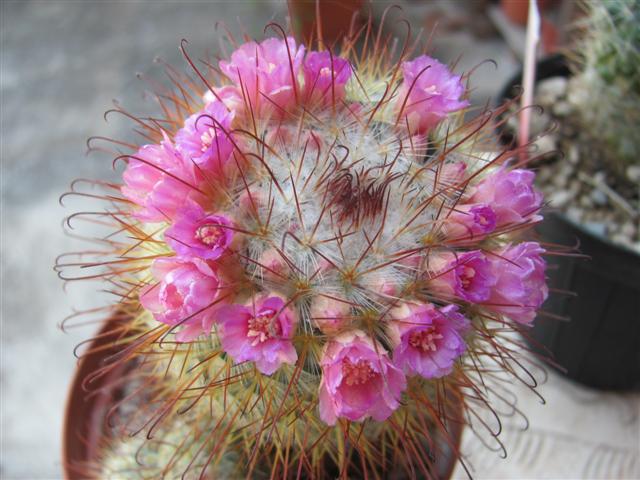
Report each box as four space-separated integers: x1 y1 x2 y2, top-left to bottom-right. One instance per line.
1 1 638 478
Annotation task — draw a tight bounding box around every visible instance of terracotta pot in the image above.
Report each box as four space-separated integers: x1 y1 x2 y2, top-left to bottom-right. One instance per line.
288 0 364 46
501 0 556 26
63 315 465 479
62 315 133 479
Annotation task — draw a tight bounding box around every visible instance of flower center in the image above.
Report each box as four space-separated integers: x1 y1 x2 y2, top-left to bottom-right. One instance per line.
162 284 183 310
196 223 225 248
423 84 439 95
459 266 476 289
319 67 332 77
247 309 281 345
342 358 378 386
200 127 216 152
408 327 443 352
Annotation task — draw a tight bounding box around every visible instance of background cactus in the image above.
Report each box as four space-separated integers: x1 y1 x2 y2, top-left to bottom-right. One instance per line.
569 0 640 176
58 16 550 479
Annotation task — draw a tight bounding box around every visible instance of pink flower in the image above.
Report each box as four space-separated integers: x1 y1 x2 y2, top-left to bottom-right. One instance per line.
216 296 298 375
446 204 497 240
310 295 351 334
302 50 352 105
429 250 496 303
219 37 305 115
440 161 468 186
484 242 548 325
140 257 222 342
203 85 244 114
165 201 234 261
257 248 289 282
367 272 399 298
175 100 235 174
389 303 469 379
470 168 543 226
318 331 406 425
121 135 201 222
398 55 468 134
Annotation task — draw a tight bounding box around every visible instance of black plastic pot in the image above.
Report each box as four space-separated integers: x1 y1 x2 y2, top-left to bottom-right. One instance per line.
498 55 640 391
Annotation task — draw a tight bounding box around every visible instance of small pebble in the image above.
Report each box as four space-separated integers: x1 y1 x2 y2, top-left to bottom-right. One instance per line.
568 180 580 194
626 165 640 184
537 77 568 105
583 221 607 237
562 123 578 138
534 135 556 156
553 101 572 117
530 112 552 138
568 145 579 165
538 167 552 183
589 189 608 206
560 162 573 176
579 195 594 208
552 164 572 188
566 206 583 223
621 222 638 238
552 175 565 188
593 171 607 184
549 190 574 208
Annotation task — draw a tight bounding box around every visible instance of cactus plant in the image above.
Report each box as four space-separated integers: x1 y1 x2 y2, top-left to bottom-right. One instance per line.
58 17 550 479
568 0 640 175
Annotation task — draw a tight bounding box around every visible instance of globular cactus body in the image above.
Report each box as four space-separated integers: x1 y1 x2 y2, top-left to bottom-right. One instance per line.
60 23 549 479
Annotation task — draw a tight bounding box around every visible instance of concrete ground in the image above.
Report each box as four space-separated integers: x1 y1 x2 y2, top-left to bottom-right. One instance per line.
1 1 638 479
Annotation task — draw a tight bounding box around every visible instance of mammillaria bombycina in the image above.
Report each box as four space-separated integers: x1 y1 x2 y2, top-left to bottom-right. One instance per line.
60 26 550 479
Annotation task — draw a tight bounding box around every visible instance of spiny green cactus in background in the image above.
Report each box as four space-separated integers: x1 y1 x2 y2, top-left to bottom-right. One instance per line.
569 0 640 175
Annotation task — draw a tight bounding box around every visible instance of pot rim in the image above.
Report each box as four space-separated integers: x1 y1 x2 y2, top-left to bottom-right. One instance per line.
62 314 130 480
549 209 640 259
